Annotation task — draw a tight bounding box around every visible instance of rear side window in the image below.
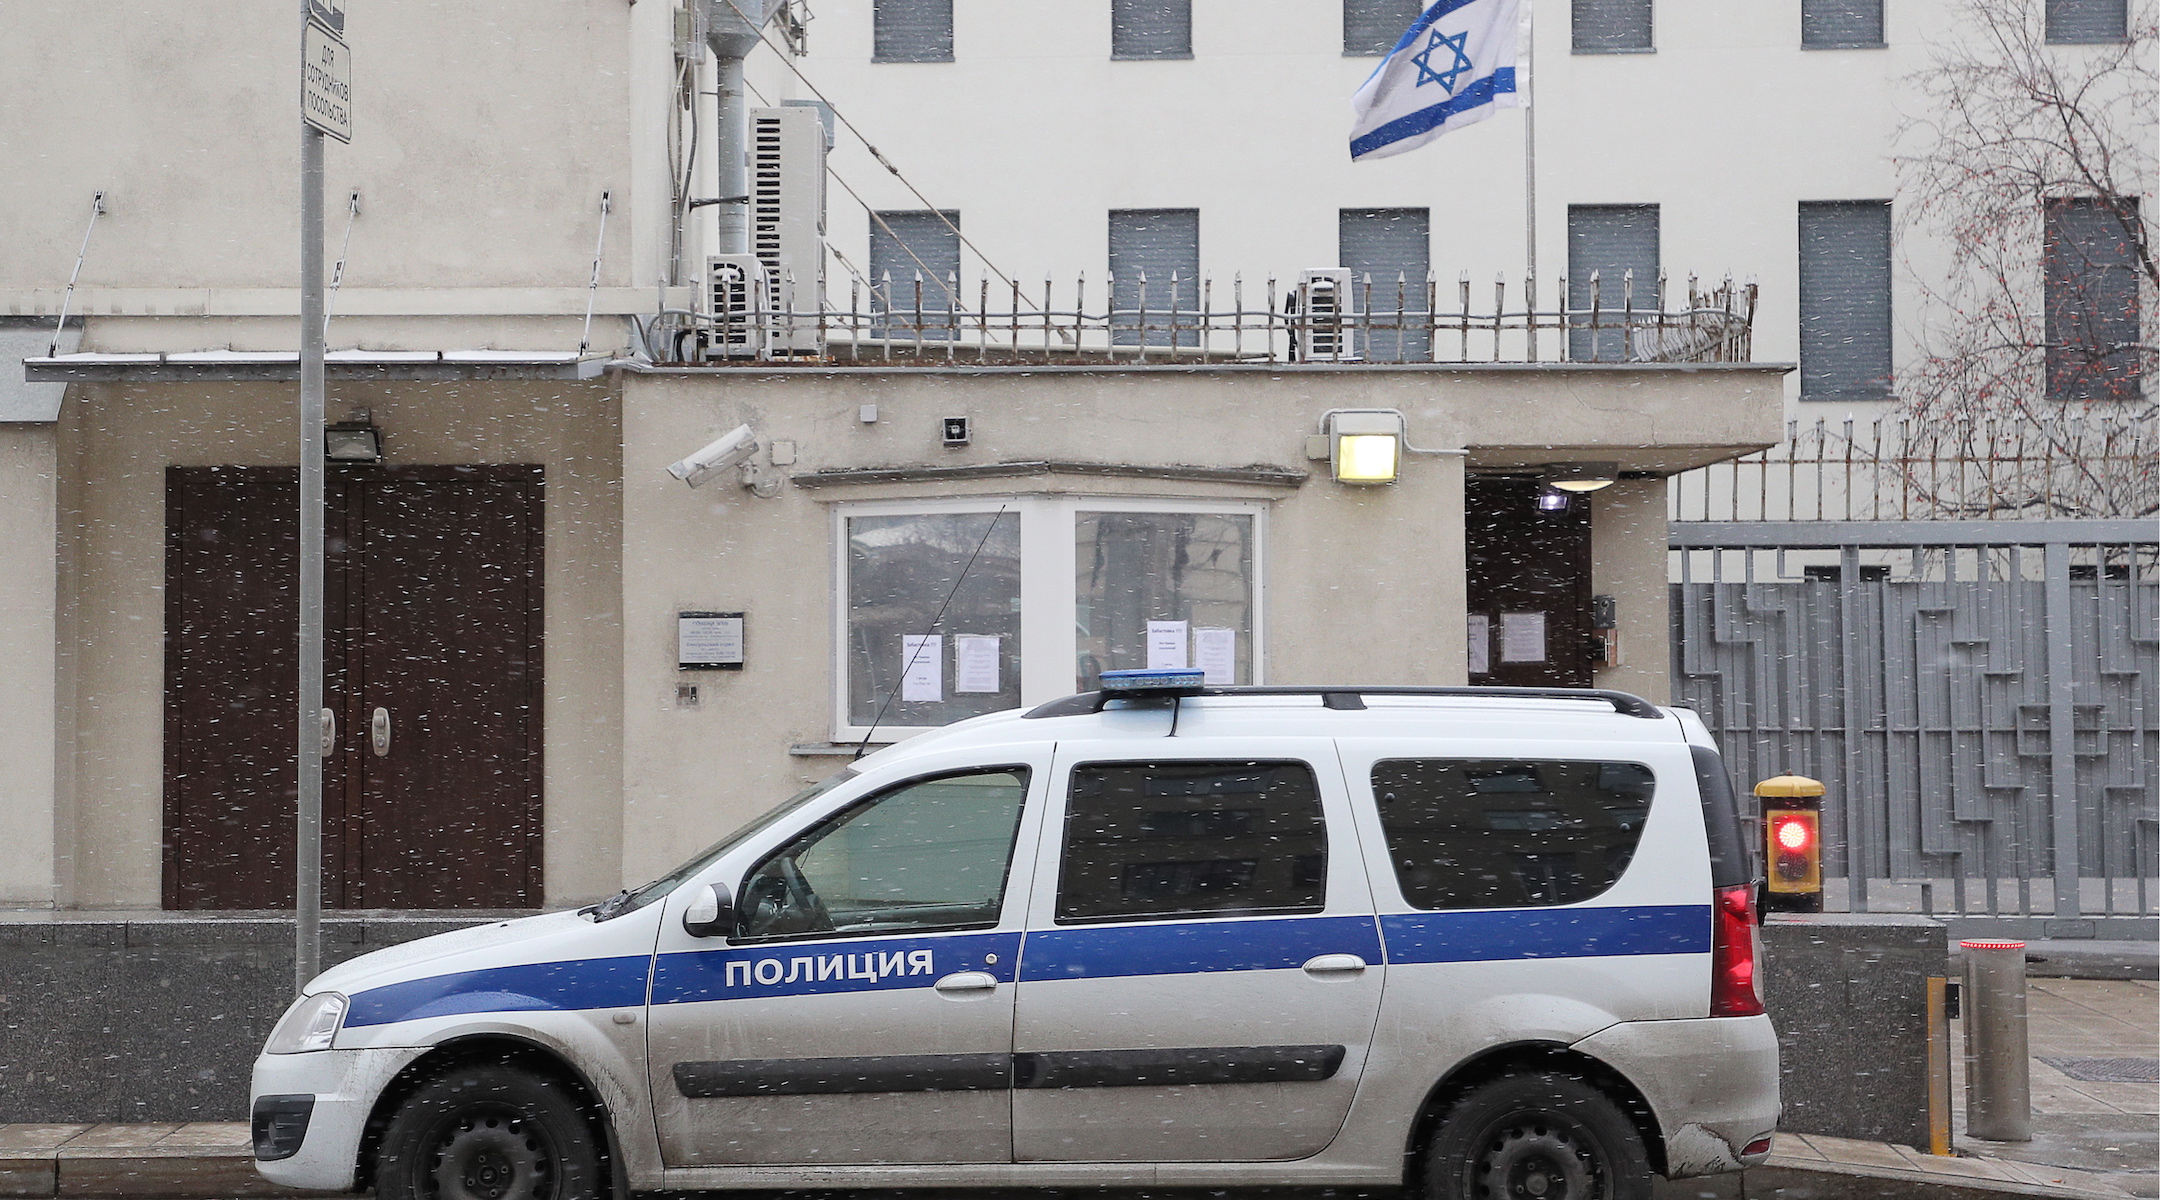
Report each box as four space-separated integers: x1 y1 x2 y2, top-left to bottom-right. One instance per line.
1373 759 1655 909
1058 760 1327 923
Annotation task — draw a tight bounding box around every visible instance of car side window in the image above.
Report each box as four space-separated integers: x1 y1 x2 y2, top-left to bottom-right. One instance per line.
736 768 1029 941
1373 758 1655 909
1056 760 1327 924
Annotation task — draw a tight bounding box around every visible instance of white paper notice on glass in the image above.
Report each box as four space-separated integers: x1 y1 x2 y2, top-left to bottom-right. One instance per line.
954 635 1001 694
1466 614 1491 675
1145 620 1189 670
900 635 943 702
1500 612 1548 663
1193 627 1237 684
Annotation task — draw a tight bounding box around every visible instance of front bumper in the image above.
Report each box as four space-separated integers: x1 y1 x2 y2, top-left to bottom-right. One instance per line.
250 1047 424 1190
1573 1014 1781 1179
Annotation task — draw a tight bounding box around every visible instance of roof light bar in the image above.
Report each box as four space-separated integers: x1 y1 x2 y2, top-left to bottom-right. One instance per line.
1098 668 1208 694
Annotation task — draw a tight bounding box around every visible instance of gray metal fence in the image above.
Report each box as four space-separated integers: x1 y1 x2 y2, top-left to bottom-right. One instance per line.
1671 519 2158 935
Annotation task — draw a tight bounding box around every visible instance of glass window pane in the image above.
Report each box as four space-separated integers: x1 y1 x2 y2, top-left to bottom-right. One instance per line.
873 0 954 62
1075 510 1253 690
1373 758 1657 910
1112 0 1191 58
846 511 1020 728
1057 760 1326 923
740 769 1029 939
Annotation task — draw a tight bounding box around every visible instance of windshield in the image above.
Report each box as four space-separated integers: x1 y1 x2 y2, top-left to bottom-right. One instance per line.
591 768 860 921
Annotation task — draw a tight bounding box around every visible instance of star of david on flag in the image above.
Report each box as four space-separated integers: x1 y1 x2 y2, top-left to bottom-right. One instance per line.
1350 0 1524 162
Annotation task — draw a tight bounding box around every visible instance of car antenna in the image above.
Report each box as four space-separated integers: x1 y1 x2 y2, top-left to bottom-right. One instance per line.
855 505 1010 760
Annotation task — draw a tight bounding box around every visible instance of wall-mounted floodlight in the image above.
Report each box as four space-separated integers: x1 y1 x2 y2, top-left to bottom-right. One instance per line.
1542 461 1619 493
667 423 759 488
1328 410 1404 485
324 411 382 463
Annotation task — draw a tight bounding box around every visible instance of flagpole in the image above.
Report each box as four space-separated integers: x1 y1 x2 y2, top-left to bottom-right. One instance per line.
1524 0 1537 290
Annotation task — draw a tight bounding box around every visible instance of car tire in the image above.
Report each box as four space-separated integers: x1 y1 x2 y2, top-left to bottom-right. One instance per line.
1423 1068 1653 1200
377 1063 604 1200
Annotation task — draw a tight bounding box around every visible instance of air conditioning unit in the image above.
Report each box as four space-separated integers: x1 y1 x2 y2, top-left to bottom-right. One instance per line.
1292 269 1356 363
705 254 770 360
749 105 826 356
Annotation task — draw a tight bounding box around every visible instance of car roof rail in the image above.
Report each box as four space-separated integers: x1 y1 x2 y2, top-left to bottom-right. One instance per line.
1022 685 1665 720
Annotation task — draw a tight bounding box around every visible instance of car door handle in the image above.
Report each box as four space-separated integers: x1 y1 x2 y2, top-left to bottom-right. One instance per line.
1302 953 1368 975
933 970 999 994
370 706 391 757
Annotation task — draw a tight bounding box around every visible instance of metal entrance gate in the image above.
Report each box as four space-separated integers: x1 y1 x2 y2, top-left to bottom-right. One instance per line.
1670 519 2158 936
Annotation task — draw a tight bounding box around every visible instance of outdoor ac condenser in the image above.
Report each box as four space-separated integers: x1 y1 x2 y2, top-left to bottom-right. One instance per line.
1292 269 1356 363
705 255 770 360
749 105 826 357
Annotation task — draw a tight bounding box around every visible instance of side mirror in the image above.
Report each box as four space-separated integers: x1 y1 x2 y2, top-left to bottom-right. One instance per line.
681 881 736 939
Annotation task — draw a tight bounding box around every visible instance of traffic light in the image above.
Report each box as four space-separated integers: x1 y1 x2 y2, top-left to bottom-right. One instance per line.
1755 774 1825 913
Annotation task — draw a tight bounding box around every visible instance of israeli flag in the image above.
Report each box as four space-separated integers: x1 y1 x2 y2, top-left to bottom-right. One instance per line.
1350 0 1523 161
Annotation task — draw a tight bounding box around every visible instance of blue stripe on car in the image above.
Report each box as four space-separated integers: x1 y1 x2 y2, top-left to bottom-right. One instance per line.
339 907 1708 1027
344 955 651 1028
1017 914 1383 982
651 930 1020 1004
1380 905 1710 964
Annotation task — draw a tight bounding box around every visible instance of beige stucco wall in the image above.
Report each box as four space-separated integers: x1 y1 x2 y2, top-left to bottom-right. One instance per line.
1588 476 1671 704
52 379 624 908
0 425 60 906
613 364 1783 885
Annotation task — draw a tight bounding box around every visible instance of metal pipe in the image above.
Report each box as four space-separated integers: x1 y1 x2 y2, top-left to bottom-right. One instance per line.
711 51 747 256
1961 938 2032 1142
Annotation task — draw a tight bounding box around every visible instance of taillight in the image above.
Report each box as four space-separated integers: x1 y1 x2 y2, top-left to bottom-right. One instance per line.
1710 883 1764 1017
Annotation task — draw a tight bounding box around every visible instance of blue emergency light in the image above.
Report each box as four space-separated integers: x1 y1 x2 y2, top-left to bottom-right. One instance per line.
1098 668 1208 694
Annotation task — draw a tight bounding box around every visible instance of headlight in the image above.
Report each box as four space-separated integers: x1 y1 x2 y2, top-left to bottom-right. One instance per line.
265 991 349 1054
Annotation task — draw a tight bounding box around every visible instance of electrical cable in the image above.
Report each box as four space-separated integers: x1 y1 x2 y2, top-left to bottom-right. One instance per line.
714 0 1057 321
853 506 1010 759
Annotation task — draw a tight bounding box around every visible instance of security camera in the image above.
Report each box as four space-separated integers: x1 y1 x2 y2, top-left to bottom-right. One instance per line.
667 424 758 489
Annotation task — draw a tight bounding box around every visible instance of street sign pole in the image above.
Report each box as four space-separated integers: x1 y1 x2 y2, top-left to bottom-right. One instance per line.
296 76 326 1000
296 0 347 996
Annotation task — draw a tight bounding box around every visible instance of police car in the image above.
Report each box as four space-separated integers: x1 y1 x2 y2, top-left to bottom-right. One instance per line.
251 678 1778 1200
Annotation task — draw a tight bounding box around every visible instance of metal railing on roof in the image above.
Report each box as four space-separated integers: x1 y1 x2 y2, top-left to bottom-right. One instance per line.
641 268 1757 367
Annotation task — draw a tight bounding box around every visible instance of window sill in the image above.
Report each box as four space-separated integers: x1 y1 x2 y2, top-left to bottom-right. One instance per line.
1110 52 1195 61
869 55 955 64
1571 45 1656 54
2045 34 2131 44
1801 41 1887 49
790 742 887 757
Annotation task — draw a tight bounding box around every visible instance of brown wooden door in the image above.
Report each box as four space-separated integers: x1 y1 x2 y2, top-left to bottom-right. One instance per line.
1465 477 1594 689
164 466 543 909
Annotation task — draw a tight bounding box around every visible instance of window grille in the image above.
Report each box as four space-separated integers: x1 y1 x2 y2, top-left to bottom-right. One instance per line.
1572 0 1653 52
2046 0 2128 43
1798 201 1893 400
869 210 960 338
1340 208 1432 362
2044 197 2142 402
1109 209 1201 346
1567 204 1660 361
1801 0 1884 47
1112 0 1192 59
874 0 953 62
1343 0 1425 54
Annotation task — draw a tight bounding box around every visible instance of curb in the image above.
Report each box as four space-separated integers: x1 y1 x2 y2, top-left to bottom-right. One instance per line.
1746 1155 2138 1200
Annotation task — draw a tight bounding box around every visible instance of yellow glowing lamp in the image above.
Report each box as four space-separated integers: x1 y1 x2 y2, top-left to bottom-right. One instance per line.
1329 410 1404 485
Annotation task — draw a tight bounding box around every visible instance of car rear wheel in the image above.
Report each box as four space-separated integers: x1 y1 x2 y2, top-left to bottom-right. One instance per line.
1424 1069 1652 1200
377 1064 603 1200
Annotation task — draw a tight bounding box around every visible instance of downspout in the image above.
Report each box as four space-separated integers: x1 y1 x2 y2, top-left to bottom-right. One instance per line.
705 0 782 257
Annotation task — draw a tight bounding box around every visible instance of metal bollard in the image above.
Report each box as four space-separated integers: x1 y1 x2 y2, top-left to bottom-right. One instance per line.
1961 938 2032 1142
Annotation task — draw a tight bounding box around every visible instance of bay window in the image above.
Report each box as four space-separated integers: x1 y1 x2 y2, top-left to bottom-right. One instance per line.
835 497 1264 739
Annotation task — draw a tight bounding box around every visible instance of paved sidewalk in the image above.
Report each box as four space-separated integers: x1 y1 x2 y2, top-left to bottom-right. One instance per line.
1953 978 2160 1199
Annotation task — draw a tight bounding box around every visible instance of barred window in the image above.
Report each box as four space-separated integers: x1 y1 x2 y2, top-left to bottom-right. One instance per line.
874 0 953 62
1113 0 1191 59
1573 0 1652 52
1799 201 1893 400
1802 0 1884 47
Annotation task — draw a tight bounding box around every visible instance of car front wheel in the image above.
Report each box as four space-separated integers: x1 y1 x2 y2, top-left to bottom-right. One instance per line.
1423 1068 1653 1200
377 1064 603 1200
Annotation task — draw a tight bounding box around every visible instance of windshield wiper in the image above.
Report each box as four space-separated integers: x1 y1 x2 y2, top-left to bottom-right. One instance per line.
583 889 634 921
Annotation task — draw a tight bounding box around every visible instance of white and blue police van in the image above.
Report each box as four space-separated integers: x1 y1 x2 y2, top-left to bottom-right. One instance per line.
252 678 1778 1200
